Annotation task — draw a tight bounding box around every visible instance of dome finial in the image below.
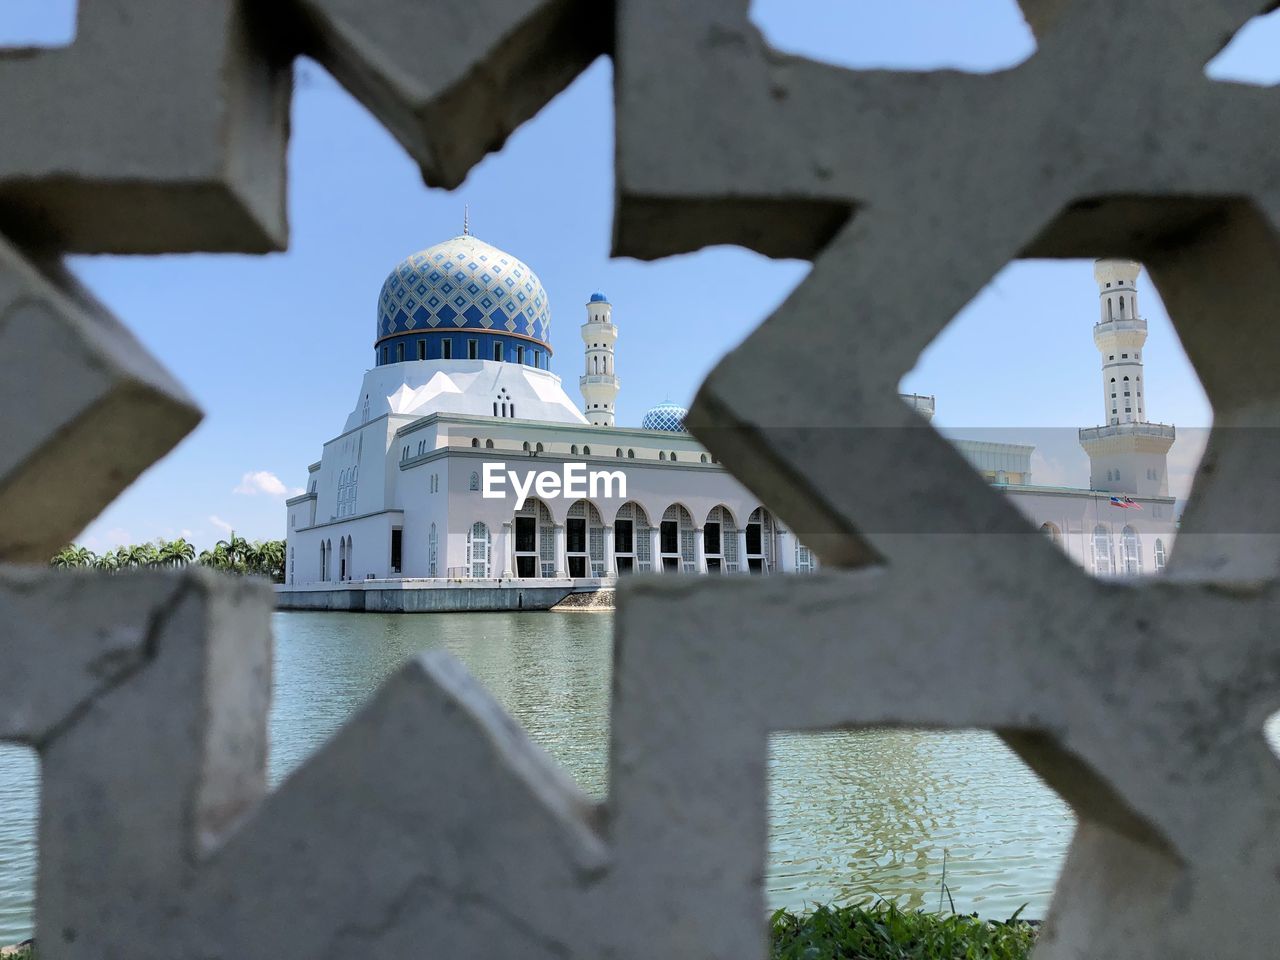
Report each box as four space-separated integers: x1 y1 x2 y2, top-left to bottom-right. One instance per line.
463 204 470 237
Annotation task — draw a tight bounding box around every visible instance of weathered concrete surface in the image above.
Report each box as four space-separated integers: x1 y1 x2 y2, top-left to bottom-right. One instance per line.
0 0 291 253
0 239 200 562
7 1 1280 958
287 0 612 189
612 2 1280 957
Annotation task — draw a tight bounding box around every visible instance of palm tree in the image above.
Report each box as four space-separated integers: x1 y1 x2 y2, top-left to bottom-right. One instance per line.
159 538 196 567
51 544 95 568
212 532 250 573
125 543 158 569
247 540 286 582
94 550 120 573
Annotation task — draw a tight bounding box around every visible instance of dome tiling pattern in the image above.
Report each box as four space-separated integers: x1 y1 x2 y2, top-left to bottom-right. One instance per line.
641 402 688 432
377 235 550 345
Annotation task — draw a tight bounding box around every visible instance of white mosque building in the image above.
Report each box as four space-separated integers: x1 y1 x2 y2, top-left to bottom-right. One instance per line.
280 237 1178 610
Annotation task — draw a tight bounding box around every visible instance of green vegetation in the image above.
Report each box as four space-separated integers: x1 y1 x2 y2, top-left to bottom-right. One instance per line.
50 534 285 582
770 903 1037 960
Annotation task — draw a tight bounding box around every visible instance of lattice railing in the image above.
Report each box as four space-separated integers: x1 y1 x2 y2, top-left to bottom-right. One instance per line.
3 2 1279 958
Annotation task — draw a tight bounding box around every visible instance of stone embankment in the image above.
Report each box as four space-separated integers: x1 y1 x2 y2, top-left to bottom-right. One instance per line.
550 589 615 611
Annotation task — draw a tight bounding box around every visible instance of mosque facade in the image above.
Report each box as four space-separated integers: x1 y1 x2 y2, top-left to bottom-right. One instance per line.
281 237 1178 605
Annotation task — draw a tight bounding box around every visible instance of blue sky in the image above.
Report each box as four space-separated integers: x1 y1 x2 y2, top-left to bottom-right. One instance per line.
4 0 1276 550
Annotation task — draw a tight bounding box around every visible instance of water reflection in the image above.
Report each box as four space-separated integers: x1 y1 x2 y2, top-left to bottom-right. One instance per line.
0 609 1095 942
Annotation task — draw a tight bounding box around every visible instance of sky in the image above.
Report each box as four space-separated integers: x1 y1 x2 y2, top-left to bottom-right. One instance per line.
4 0 1277 551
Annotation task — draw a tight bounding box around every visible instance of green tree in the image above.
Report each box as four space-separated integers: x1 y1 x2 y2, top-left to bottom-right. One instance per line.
51 544 96 568
159 538 196 567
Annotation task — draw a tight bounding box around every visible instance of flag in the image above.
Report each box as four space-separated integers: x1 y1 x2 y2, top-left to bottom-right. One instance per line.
1109 496 1142 510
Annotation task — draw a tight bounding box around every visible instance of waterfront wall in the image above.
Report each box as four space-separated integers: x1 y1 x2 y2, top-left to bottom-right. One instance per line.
275 581 583 612
4 3 1280 960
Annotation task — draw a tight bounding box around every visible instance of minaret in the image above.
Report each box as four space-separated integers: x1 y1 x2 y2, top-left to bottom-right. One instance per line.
580 292 619 426
1079 260 1175 496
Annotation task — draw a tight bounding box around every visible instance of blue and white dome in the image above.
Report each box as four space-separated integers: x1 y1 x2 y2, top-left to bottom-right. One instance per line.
377 234 550 347
589 291 609 303
641 402 688 432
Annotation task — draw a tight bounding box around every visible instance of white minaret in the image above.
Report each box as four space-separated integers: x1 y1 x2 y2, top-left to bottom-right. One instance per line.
1079 259 1175 496
580 292 619 426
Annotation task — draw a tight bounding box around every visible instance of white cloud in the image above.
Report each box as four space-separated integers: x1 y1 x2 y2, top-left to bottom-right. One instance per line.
209 515 234 535
1028 449 1071 488
234 470 303 499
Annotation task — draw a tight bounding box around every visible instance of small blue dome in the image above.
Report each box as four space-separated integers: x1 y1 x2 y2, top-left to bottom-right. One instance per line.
641 402 688 432
589 291 608 303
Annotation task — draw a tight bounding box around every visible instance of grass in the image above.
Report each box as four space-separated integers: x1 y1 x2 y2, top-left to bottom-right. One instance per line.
770 902 1038 960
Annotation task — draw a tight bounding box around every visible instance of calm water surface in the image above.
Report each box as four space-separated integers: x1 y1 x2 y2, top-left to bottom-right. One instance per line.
0 609 1084 941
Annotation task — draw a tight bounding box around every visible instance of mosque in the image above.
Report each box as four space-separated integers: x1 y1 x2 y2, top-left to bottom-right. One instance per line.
279 233 1179 609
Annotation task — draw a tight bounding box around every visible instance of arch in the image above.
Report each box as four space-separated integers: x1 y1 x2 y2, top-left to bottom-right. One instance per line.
319 541 327 582
535 442 544 454
670 451 678 462
1039 522 1062 547
1092 524 1113 577
469 471 480 491
1120 524 1142 576
571 444 579 456
471 437 480 448
429 522 438 577
466 522 491 578
659 504 696 572
1154 537 1167 572
612 501 651 574
582 445 591 456
627 449 635 458
485 438 494 449
700 453 708 463
616 447 623 458
745 507 776 574
522 441 531 453
513 497 556 578
566 499 606 577
659 451 667 461
704 504 739 573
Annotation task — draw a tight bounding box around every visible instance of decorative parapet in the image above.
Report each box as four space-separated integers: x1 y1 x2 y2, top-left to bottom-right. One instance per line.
1079 422 1176 443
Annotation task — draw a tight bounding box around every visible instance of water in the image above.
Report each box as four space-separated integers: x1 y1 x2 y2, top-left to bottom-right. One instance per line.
0 609 1078 942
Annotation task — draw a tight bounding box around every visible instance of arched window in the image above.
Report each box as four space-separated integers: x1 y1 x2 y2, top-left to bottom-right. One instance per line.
627 449 635 458
1154 538 1166 572
1092 525 1113 577
571 445 579 456
616 448 623 458
700 454 708 463
1107 298 1114 320
535 443 544 453
466 522 490 578
471 437 480 448
469 471 480 491
583 446 591 456
670 452 678 462
659 451 667 461
1121 525 1142 576
429 523 438 577
485 438 494 449
522 441 531 453
1118 297 1125 317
